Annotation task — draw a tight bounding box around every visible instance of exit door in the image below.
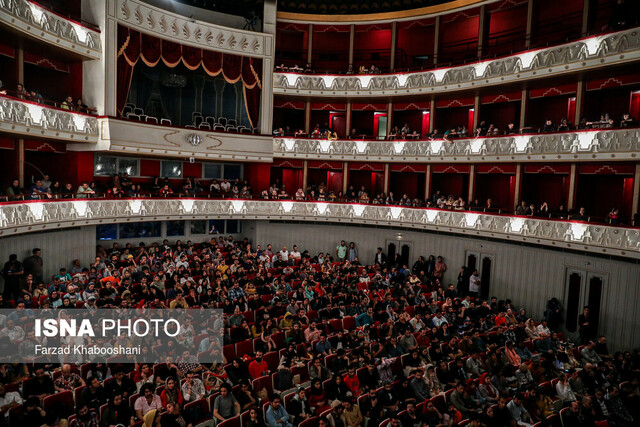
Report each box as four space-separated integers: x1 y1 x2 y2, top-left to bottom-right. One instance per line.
564 269 607 335
387 241 411 268
465 251 494 299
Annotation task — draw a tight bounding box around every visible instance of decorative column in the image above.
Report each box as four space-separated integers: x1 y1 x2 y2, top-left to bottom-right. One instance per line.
82 0 115 115
513 164 522 211
632 164 640 220
307 24 313 64
383 163 390 194
581 0 592 36
17 45 24 186
302 160 309 191
343 162 349 193
473 95 480 132
525 0 534 49
468 165 476 203
345 101 352 136
567 164 578 210
17 139 25 188
234 83 243 122
390 21 397 71
433 16 440 66
519 89 528 129
429 99 436 133
425 165 432 201
348 24 355 68
477 5 487 59
304 101 311 133
214 79 226 119
259 0 277 134
574 80 585 126
387 102 393 135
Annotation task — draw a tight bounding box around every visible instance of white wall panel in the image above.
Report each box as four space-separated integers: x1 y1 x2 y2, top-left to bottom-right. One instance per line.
0 226 96 289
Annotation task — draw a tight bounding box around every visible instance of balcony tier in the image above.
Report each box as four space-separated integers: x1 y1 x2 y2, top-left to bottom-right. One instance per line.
0 0 101 59
0 199 637 259
273 27 640 97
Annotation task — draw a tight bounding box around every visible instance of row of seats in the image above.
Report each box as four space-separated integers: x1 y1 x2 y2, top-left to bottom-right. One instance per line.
187 112 253 133
123 104 172 125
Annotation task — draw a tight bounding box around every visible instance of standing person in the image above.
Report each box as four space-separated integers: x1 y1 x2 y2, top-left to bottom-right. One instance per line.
1 255 23 301
578 307 595 344
434 256 447 280
336 241 348 262
22 248 43 284
347 242 358 263
374 247 387 268
469 270 481 298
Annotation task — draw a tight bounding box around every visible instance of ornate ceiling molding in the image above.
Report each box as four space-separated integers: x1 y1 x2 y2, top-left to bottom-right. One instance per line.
0 0 101 60
274 129 640 163
273 27 640 97
0 95 99 143
115 0 272 58
0 199 638 259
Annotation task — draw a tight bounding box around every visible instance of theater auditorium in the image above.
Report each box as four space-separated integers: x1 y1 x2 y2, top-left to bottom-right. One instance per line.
0 0 639 426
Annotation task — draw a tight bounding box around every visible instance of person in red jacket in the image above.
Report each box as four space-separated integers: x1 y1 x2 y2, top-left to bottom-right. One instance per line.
248 351 269 379
343 366 361 397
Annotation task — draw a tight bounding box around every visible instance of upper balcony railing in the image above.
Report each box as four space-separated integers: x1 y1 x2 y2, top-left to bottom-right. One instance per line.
0 198 638 259
274 128 640 163
0 0 102 60
0 94 99 143
273 27 640 97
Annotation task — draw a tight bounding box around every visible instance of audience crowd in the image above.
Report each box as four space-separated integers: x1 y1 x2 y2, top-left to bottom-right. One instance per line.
273 112 636 141
5 173 627 224
0 237 638 427
0 81 97 114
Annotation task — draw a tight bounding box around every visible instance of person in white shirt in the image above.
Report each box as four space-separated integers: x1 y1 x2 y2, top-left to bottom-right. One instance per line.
555 373 577 403
0 383 22 421
279 246 289 261
536 319 551 337
469 270 481 296
220 179 231 192
507 393 533 427
290 245 301 260
432 312 448 327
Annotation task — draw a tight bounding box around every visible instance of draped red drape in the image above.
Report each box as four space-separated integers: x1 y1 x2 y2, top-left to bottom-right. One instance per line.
116 25 262 128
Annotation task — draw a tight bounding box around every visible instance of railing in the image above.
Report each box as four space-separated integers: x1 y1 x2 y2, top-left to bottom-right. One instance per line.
273 128 640 162
0 199 638 259
0 94 99 142
273 26 640 96
0 0 102 58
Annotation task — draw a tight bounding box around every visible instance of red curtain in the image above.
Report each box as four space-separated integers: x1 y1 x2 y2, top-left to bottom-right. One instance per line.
182 45 202 70
202 50 222 76
242 57 262 128
161 40 182 67
140 33 161 66
116 26 140 115
116 25 262 127
222 54 242 83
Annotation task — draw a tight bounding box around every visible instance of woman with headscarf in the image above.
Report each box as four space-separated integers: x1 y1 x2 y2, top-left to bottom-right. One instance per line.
227 358 251 386
288 387 312 424
425 364 444 397
308 378 331 415
160 377 184 409
324 375 350 404
143 408 160 427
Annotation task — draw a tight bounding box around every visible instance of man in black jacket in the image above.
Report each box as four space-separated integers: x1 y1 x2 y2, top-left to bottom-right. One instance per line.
374 247 387 268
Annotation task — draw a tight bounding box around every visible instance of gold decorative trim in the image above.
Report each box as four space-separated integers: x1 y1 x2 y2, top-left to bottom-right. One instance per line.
276 0 491 23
